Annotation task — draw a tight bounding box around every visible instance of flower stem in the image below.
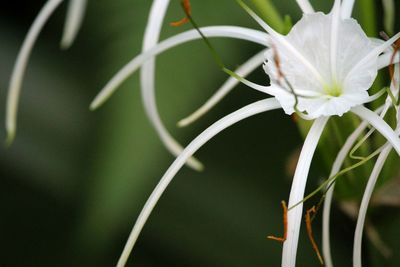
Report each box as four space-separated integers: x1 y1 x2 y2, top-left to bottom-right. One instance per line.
249 0 284 33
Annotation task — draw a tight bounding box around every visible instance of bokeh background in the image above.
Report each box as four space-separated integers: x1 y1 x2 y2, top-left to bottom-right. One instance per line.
0 0 399 266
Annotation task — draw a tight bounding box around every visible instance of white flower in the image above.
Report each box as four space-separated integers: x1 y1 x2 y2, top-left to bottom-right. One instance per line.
5 0 87 144
76 0 400 266
263 8 381 118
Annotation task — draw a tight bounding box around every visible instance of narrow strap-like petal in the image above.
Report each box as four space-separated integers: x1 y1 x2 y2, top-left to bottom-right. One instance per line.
377 51 400 70
353 143 393 267
341 0 355 19
352 106 400 155
139 0 204 170
353 66 399 267
295 0 314 14
346 32 400 82
60 0 87 49
178 49 266 127
282 116 329 267
90 26 269 110
5 0 64 144
116 98 281 267
322 104 386 267
322 119 371 267
238 0 325 85
382 0 395 35
330 0 341 81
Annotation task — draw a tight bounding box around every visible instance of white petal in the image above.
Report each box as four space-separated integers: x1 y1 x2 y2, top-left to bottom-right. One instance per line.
378 51 399 70
5 0 64 144
341 0 355 19
322 119 373 267
330 0 341 81
116 98 281 267
352 106 400 155
382 0 395 35
295 0 314 14
139 0 203 170
353 66 400 266
178 49 266 127
346 32 400 83
90 26 269 110
282 116 329 267
60 0 87 49
353 144 393 267
240 2 325 85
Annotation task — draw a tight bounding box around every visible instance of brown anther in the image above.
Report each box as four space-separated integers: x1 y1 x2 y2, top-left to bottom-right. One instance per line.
271 44 284 85
305 206 324 265
267 201 288 243
388 41 400 88
381 31 400 89
170 0 192 27
291 113 299 123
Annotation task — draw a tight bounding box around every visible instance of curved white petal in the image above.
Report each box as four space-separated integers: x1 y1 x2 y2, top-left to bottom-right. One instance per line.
352 106 400 155
5 0 64 144
346 32 400 82
178 49 266 127
353 64 400 267
90 26 269 110
330 0 341 81
322 120 371 267
353 143 393 267
322 104 388 267
60 0 87 49
139 0 204 170
282 116 329 267
116 98 281 267
295 0 314 14
382 0 395 35
239 2 325 85
341 0 355 19
378 51 400 70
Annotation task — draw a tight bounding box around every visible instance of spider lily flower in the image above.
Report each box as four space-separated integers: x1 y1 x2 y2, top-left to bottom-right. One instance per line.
89 0 400 266
5 0 87 145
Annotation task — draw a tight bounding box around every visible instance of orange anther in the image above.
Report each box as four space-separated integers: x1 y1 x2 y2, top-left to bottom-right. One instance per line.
305 206 324 265
267 201 288 243
170 0 191 27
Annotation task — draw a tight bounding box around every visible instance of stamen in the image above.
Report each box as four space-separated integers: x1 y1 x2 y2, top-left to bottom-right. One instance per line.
267 200 288 243
271 44 284 85
305 206 324 265
170 0 191 27
381 31 400 91
271 44 303 114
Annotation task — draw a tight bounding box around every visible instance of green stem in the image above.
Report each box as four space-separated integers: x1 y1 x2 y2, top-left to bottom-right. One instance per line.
249 0 284 33
357 0 377 36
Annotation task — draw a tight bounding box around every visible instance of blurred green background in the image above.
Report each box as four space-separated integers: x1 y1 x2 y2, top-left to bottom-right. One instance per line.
0 0 399 266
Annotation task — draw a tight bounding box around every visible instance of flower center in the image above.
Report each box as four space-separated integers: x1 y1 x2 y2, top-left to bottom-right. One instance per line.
323 82 342 97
